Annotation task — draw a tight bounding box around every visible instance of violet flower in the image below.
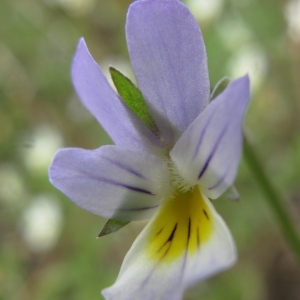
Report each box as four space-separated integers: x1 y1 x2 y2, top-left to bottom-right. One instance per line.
49 0 250 299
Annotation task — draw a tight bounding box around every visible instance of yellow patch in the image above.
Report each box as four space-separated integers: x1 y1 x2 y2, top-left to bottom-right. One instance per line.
146 186 213 263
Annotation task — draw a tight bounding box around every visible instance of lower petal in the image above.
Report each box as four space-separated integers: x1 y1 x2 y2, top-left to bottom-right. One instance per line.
102 187 236 300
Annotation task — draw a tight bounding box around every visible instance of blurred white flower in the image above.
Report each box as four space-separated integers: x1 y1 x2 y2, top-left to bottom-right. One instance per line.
218 15 267 92
285 0 300 44
21 125 63 173
186 0 224 25
0 164 26 205
227 45 268 92
20 195 63 253
218 16 253 51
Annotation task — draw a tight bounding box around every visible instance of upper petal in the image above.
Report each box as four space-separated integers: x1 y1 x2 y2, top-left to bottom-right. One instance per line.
170 75 250 199
102 187 236 300
49 145 171 221
71 38 164 154
126 0 210 144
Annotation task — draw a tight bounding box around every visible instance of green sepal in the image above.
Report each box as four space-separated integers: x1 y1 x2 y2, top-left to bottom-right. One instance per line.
109 66 159 135
211 76 231 101
222 185 240 202
97 219 130 237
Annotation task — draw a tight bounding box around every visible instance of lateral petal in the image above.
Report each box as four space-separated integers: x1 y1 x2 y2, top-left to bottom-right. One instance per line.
49 145 171 221
170 75 250 199
71 38 164 154
102 187 236 300
126 0 210 144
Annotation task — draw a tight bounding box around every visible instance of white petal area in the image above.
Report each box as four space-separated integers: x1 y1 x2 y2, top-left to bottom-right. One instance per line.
183 194 236 287
170 75 250 199
102 188 236 300
126 0 210 144
71 38 164 155
49 145 171 221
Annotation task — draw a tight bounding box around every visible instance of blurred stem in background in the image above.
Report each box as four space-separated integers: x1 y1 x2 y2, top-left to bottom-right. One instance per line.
244 133 300 264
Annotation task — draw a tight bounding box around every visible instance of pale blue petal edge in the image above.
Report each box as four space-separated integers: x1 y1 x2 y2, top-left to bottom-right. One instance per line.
49 145 170 221
126 0 210 145
170 75 250 199
71 38 165 154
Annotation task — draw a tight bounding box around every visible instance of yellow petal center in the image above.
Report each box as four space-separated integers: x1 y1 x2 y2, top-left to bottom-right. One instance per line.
146 186 213 263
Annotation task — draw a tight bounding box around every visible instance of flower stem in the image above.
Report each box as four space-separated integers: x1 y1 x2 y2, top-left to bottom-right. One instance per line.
243 134 300 263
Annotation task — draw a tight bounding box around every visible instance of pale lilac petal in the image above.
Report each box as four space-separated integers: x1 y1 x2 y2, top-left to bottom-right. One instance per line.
71 38 164 154
170 75 250 199
49 146 171 221
126 0 210 144
102 190 236 300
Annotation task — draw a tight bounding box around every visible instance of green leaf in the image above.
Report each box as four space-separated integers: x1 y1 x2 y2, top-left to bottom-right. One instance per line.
244 134 300 263
109 66 159 135
97 219 130 237
211 76 231 101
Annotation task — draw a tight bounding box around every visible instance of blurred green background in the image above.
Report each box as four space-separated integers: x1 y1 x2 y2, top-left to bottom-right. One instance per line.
1 0 300 299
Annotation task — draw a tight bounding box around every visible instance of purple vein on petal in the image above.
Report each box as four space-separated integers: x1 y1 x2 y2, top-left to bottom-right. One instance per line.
139 225 182 292
71 170 154 195
192 113 214 160
101 155 147 179
179 218 192 284
198 123 229 180
118 184 155 195
207 165 231 190
207 174 225 191
118 205 159 212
